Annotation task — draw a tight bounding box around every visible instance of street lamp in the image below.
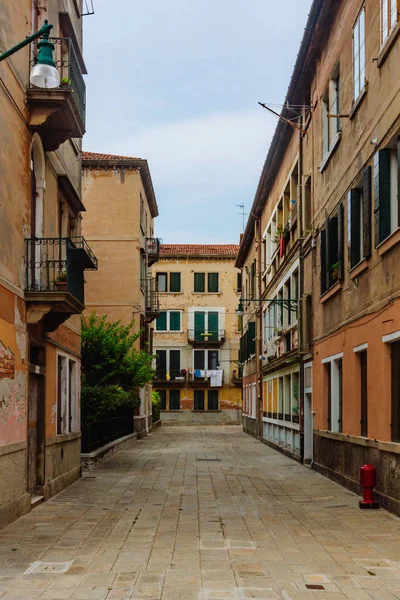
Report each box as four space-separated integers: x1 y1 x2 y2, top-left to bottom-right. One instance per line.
0 20 60 89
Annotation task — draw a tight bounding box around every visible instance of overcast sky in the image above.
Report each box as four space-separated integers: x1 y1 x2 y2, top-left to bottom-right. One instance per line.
83 0 312 243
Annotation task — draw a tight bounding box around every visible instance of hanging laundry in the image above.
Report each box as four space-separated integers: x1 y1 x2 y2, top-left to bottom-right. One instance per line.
210 370 223 387
194 369 202 378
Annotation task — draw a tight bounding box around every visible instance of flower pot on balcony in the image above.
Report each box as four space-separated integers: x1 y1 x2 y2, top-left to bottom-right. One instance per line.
55 281 67 291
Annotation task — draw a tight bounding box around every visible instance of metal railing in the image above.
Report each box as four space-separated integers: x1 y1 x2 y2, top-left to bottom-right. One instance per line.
81 409 134 453
155 369 183 381
141 277 160 316
29 37 86 126
145 238 161 262
188 329 226 343
25 237 97 306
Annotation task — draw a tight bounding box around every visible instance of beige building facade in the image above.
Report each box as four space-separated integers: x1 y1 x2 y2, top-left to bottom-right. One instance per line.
82 152 160 434
0 0 96 528
153 245 242 424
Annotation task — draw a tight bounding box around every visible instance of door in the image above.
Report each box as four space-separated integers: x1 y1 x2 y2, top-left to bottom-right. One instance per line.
156 350 167 380
303 363 313 465
391 341 400 442
169 350 180 380
208 312 219 341
27 371 45 493
194 312 205 341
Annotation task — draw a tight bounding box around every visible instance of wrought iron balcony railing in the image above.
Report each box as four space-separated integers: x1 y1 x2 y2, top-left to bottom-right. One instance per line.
25 237 98 306
141 277 160 319
146 238 161 266
155 369 183 381
188 329 226 344
29 36 86 127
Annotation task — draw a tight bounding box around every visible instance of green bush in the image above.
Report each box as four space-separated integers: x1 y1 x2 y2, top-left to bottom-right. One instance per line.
81 385 141 427
152 391 161 423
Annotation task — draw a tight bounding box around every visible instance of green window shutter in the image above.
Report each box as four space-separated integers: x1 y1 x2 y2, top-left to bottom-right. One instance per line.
170 272 181 292
208 273 219 293
194 312 205 341
327 215 338 286
194 272 205 292
374 149 391 246
363 166 372 258
208 390 219 410
248 322 256 356
194 350 205 370
320 228 327 294
350 189 361 268
194 390 205 410
169 311 181 331
397 138 400 228
237 272 242 293
169 390 180 410
158 390 166 410
337 203 344 280
156 311 167 331
251 261 256 296
208 312 219 340
169 350 180 377
156 350 166 379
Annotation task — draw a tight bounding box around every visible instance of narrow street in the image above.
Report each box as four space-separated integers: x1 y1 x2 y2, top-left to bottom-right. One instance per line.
1 426 400 600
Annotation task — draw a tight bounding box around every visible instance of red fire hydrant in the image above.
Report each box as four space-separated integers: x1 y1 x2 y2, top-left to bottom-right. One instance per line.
359 464 380 509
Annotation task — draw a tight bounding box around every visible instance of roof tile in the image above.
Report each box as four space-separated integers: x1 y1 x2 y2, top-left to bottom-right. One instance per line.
82 151 140 161
160 244 239 258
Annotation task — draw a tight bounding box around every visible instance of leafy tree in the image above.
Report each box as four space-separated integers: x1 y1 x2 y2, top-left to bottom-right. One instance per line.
81 313 155 425
152 390 161 423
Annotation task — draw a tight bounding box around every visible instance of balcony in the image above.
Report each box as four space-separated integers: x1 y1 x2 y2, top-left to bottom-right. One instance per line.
154 369 186 385
188 329 225 347
27 37 86 150
141 277 160 321
25 237 97 331
146 238 161 266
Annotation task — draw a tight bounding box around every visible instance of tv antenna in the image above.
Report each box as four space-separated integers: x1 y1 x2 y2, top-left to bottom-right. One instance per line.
237 204 247 231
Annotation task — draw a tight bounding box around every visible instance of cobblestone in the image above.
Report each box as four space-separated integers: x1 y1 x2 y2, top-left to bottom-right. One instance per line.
0 426 400 599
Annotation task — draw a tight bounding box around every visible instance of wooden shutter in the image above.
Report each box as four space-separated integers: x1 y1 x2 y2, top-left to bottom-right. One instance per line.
362 166 372 258
237 272 242 293
328 215 339 285
169 311 181 331
194 311 205 341
170 272 181 292
194 350 205 370
156 350 167 379
194 390 205 410
156 311 167 331
169 350 180 378
350 190 361 268
374 149 391 246
208 273 219 293
208 312 219 340
320 228 327 294
338 205 344 279
397 138 400 228
248 322 256 356
194 272 205 292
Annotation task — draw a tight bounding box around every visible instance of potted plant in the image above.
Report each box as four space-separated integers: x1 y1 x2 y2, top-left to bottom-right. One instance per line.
60 77 71 87
273 225 283 244
54 271 67 290
331 262 339 281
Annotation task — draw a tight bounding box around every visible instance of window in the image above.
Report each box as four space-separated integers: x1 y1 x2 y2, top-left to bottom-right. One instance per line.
140 254 147 285
140 193 145 233
193 311 220 341
194 273 219 293
169 390 180 410
358 350 368 437
322 68 340 156
251 383 257 418
155 310 182 332
348 167 372 268
194 273 205 292
320 203 344 294
156 350 181 380
57 354 78 435
237 272 242 293
155 350 167 379
194 390 205 411
193 350 219 370
250 261 256 297
156 272 181 292
303 176 312 232
381 0 399 45
374 145 400 246
353 7 365 101
208 390 219 410
323 355 343 433
156 273 167 292
240 321 256 361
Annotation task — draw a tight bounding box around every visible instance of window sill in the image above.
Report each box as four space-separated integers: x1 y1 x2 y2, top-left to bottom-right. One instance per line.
192 410 221 413
349 258 369 279
320 280 343 304
377 227 400 257
377 22 400 68
192 292 221 295
154 330 184 334
159 291 183 295
319 131 341 173
349 84 368 120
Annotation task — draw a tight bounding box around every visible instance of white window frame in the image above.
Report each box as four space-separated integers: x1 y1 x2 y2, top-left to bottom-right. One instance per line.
57 351 79 435
353 6 365 101
381 0 398 45
155 310 183 332
322 352 343 433
193 349 220 371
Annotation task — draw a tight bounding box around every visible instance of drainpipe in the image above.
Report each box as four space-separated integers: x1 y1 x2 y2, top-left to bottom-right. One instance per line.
256 218 263 440
298 128 305 463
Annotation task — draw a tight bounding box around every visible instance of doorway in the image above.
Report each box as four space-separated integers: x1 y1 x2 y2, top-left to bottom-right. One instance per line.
303 362 313 465
27 344 45 495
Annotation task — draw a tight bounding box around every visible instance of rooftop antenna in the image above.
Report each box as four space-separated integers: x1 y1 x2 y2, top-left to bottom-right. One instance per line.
237 204 247 232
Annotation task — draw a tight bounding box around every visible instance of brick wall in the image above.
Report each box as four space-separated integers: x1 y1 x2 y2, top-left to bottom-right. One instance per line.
0 343 15 380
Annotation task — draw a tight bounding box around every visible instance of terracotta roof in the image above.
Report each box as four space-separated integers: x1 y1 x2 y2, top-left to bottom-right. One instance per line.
160 244 239 258
82 151 140 161
82 151 159 218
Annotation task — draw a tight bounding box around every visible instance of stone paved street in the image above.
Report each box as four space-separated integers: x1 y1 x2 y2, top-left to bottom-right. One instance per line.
1 426 400 599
